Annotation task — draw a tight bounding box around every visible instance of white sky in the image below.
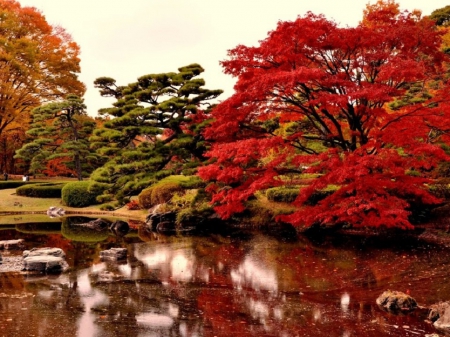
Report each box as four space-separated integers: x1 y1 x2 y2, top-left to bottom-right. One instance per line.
16 0 450 116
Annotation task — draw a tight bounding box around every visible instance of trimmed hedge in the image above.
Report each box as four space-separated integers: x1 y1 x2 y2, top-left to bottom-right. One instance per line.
0 181 38 189
62 181 99 207
16 183 65 198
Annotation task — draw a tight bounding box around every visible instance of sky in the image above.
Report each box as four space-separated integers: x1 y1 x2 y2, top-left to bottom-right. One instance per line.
16 0 450 116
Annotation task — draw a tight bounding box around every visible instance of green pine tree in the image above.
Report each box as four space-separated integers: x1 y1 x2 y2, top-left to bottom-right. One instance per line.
15 95 104 180
90 64 223 204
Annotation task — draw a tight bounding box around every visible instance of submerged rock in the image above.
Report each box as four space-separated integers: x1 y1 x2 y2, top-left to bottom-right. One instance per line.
100 248 127 261
0 239 24 250
376 290 418 313
22 247 68 273
428 301 450 332
23 247 65 258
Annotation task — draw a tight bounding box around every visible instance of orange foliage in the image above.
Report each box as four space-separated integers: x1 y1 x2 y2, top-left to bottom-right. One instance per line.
0 0 85 139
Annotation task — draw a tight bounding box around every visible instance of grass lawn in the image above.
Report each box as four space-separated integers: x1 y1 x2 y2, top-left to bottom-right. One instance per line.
0 188 147 221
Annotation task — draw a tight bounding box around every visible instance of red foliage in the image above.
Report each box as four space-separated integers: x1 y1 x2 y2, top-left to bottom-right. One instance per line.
199 2 450 230
126 200 141 210
42 157 76 177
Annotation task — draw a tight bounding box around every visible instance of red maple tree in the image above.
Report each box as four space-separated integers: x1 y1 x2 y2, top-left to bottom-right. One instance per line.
199 1 450 230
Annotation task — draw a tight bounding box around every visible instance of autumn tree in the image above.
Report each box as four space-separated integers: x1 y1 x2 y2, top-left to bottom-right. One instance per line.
0 0 85 142
0 120 27 174
15 95 103 180
90 64 222 203
199 1 450 230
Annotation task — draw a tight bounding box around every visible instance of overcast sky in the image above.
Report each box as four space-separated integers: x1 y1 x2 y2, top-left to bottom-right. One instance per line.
16 0 450 116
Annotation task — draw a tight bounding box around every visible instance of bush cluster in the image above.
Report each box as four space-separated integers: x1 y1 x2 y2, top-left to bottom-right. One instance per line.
61 181 99 207
266 185 339 205
139 182 184 209
0 181 37 190
16 183 65 198
138 175 196 209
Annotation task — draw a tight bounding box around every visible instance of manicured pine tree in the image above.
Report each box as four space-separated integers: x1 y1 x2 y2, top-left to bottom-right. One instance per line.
15 95 103 180
90 64 222 203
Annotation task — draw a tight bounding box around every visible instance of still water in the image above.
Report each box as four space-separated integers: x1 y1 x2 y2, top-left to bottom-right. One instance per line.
0 216 449 337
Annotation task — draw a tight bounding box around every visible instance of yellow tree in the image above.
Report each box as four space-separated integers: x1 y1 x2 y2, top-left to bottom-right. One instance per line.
0 0 85 140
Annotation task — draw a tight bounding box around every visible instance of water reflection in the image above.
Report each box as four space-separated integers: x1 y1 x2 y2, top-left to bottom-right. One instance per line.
0 219 449 336
231 255 278 292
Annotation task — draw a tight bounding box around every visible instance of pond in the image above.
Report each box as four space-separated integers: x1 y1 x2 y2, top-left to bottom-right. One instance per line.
0 215 449 337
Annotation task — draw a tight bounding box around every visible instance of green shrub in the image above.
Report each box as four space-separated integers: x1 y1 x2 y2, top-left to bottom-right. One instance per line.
266 186 300 203
16 183 65 198
179 176 206 189
138 175 193 209
266 185 339 204
62 181 99 207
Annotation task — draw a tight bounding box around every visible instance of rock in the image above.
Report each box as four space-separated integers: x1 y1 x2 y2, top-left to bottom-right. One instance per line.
109 220 129 236
0 239 24 250
100 248 127 261
156 221 177 234
145 211 176 231
23 247 65 258
47 207 65 218
376 290 418 313
428 301 450 332
23 255 69 273
22 248 68 273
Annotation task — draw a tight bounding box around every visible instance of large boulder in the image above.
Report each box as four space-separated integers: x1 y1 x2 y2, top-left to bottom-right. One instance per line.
100 248 127 261
145 211 176 231
22 247 68 273
109 220 129 236
376 290 418 313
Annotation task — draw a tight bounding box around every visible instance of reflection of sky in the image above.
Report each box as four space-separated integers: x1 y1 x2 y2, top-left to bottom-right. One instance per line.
341 293 350 313
171 253 193 282
77 270 109 337
231 255 278 292
135 247 195 282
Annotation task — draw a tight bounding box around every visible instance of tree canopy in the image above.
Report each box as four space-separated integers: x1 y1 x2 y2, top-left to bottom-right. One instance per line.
15 95 102 180
90 64 222 203
0 0 85 140
199 1 450 230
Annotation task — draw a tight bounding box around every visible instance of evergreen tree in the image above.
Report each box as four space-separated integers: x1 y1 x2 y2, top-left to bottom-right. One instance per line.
15 95 103 180
90 64 222 203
